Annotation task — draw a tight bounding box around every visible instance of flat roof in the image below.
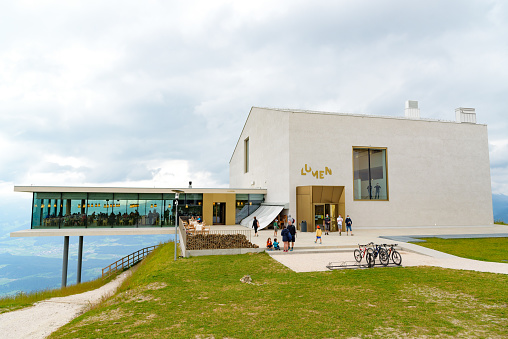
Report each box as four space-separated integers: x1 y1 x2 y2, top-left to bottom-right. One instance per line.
14 186 267 194
11 227 176 237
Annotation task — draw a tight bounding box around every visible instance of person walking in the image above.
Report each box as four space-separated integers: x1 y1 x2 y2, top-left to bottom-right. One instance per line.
324 214 330 235
273 219 278 237
337 214 343 236
281 225 291 252
315 225 322 244
287 222 296 251
253 216 259 237
345 215 353 236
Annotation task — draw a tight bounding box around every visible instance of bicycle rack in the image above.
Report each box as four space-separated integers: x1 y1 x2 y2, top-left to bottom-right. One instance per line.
326 243 403 270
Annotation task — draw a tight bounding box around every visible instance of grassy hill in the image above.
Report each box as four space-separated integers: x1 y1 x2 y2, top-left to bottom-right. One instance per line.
50 242 508 338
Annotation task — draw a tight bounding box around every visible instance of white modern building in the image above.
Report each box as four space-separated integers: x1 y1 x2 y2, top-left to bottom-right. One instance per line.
229 103 494 232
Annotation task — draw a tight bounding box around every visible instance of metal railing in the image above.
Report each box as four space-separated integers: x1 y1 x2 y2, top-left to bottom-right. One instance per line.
102 245 157 277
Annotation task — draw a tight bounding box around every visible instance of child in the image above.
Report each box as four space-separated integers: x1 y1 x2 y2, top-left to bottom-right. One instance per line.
273 219 278 236
273 238 280 250
315 225 322 244
266 237 273 251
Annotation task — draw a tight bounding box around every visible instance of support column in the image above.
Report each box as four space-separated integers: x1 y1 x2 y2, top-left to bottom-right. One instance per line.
62 236 69 288
77 236 83 284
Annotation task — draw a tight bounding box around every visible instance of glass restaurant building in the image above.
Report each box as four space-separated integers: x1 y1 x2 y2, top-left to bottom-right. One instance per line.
15 187 266 229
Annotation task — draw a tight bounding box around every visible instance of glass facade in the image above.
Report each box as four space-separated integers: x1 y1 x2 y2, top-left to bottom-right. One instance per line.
353 148 388 200
235 193 264 224
30 192 199 229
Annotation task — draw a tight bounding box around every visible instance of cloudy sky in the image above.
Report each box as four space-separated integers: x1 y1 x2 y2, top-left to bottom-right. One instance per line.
1 0 508 227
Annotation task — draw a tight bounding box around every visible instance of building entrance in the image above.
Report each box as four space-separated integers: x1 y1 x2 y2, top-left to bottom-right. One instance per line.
297 186 345 232
314 204 339 232
213 202 226 225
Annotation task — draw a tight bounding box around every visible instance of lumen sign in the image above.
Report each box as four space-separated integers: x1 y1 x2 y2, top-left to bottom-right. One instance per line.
300 164 332 179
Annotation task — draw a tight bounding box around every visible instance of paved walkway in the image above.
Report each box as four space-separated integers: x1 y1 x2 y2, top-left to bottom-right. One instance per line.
247 224 508 274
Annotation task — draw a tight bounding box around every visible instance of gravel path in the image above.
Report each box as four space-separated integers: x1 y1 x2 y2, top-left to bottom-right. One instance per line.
0 269 133 339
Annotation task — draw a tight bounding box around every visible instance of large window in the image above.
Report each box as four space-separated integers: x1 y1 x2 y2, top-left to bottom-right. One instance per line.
31 192 182 228
353 148 388 200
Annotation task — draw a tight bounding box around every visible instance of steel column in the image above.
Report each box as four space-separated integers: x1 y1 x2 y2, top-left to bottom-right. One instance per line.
62 236 69 287
77 236 83 284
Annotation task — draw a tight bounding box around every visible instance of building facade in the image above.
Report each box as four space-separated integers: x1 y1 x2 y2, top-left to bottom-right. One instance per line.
16 186 266 229
229 106 494 231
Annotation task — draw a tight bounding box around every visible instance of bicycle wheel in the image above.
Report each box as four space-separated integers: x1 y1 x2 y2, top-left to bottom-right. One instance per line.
366 252 375 268
354 249 362 262
392 250 402 265
379 248 389 266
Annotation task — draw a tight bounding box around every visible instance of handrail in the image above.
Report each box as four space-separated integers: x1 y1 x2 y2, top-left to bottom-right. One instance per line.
102 245 157 278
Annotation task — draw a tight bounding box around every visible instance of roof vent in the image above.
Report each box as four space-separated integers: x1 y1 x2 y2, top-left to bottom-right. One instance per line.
455 107 476 123
188 181 192 188
405 100 420 119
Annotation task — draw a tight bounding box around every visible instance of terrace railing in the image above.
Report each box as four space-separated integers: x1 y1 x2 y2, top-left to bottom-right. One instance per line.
102 245 157 278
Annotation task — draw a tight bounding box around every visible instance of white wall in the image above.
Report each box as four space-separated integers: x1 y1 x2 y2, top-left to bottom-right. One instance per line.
229 108 290 204
287 111 493 227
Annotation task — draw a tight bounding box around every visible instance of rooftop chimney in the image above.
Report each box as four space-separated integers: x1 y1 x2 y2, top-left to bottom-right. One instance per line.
188 181 192 188
455 107 476 123
405 100 420 119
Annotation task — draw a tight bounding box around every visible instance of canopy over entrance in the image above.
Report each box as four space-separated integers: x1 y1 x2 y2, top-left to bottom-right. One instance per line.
240 204 285 230
297 185 345 232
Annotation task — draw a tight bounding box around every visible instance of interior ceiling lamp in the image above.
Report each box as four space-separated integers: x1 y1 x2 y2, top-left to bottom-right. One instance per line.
154 204 157 207
198 202 201 205
168 204 171 209
249 202 252 205
185 204 188 208
150 204 153 208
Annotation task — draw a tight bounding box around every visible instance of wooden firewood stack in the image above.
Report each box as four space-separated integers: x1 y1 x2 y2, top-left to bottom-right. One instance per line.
186 234 259 250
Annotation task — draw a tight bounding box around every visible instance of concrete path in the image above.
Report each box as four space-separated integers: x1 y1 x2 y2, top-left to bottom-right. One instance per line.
0 269 133 339
247 224 508 274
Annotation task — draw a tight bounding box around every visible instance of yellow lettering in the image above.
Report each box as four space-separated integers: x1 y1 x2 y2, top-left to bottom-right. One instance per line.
305 164 312 173
325 167 332 175
319 170 324 179
301 168 306 175
312 170 319 178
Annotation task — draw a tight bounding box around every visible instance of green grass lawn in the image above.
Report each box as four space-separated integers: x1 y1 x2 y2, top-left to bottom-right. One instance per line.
412 237 508 263
0 273 117 314
49 243 508 338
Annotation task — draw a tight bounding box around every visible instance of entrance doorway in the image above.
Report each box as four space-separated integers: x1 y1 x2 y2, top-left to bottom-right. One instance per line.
296 186 345 232
314 204 338 231
213 202 226 225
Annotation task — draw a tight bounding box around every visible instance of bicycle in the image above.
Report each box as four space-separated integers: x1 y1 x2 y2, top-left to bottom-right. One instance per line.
354 243 376 267
382 243 402 265
367 243 389 266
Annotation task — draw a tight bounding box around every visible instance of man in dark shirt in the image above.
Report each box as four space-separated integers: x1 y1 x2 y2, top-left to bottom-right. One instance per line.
287 222 296 251
324 214 330 235
345 215 353 236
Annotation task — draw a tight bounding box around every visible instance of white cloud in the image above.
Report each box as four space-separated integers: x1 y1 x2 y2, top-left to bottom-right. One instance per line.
0 0 507 222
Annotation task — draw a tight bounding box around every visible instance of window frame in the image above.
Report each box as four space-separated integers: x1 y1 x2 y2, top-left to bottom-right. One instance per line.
244 137 249 173
352 147 389 201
